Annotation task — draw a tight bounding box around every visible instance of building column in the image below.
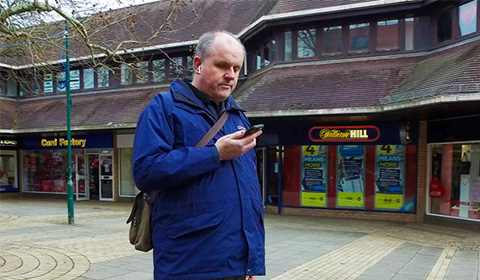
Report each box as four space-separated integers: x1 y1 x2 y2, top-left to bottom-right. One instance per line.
416 121 428 222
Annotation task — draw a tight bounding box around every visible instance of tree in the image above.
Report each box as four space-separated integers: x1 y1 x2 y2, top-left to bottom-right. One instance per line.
0 0 198 95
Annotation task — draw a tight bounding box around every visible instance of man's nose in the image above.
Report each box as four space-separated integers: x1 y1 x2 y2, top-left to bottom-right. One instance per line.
224 67 235 79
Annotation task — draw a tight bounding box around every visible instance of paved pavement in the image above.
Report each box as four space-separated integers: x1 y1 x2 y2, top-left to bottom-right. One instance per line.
1 196 480 280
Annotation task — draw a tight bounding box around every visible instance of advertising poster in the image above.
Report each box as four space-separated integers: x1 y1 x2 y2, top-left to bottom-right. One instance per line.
337 145 364 208
301 145 327 207
375 145 405 210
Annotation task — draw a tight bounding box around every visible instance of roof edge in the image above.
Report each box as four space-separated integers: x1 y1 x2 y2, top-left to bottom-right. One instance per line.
3 0 423 69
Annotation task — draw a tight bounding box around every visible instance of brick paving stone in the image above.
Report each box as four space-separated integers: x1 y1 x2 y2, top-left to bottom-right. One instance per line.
2 197 480 280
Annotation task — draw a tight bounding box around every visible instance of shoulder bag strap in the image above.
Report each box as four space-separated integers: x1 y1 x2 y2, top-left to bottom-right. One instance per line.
149 111 230 203
195 111 230 148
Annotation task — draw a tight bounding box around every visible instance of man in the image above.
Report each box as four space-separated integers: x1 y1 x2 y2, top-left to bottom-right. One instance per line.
132 31 265 280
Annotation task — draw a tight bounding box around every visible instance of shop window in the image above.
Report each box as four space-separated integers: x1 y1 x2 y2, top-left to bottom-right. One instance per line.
349 23 370 52
169 57 183 79
459 0 477 36
437 7 453 43
57 70 80 92
375 145 406 210
405 18 415 51
323 26 342 55
83 69 94 89
23 150 81 193
119 148 137 197
0 80 4 96
337 145 365 209
297 29 316 58
121 64 132 85
44 74 53 93
135 61 149 84
429 144 480 221
153 59 165 82
96 67 109 88
0 151 18 192
300 146 328 208
284 31 292 61
377 20 399 51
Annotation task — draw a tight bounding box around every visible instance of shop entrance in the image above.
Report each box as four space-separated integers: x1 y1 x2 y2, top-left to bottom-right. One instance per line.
74 153 113 201
75 154 89 200
99 154 114 201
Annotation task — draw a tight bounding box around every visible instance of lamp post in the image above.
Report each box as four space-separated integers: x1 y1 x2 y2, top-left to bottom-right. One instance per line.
64 22 74 225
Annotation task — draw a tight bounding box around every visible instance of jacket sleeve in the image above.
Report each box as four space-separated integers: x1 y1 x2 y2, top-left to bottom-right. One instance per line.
132 95 221 192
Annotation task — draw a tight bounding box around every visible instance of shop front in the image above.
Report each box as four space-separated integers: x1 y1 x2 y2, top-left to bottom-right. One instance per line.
0 137 19 192
256 119 418 221
427 116 480 223
20 134 114 201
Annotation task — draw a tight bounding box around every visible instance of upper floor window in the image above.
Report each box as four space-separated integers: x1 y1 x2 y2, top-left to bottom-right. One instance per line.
263 43 271 67
135 61 149 84
377 20 399 51
97 67 109 88
349 23 370 52
0 80 4 96
19 83 27 97
6 80 17 97
297 29 316 58
323 26 342 55
153 59 166 82
405 18 415 51
44 74 53 93
57 70 80 92
256 51 262 70
285 31 292 61
459 0 477 36
83 69 94 89
187 56 194 78
437 7 453 42
121 64 132 85
170 57 183 79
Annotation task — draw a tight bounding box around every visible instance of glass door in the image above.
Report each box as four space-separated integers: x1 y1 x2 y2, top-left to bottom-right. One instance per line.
99 154 114 201
88 154 100 200
75 154 89 200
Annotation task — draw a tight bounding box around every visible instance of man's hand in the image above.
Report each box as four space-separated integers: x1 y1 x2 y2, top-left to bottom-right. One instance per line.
215 129 262 161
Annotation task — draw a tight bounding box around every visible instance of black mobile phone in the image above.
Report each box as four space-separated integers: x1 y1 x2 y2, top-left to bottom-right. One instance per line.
243 124 264 137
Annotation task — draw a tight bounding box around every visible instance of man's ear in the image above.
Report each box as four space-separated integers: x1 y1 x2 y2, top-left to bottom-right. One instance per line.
194 56 202 75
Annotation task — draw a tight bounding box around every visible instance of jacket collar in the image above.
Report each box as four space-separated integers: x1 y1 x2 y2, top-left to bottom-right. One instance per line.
170 79 244 116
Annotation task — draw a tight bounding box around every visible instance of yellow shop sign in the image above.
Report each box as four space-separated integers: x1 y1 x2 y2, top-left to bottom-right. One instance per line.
41 138 87 148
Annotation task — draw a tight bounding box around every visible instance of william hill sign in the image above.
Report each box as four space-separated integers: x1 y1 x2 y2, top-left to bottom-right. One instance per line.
309 126 380 142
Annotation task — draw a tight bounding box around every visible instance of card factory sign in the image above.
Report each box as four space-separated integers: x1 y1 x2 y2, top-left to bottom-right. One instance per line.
309 126 380 142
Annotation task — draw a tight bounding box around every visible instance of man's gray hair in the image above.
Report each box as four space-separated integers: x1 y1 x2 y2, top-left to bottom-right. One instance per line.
195 31 246 60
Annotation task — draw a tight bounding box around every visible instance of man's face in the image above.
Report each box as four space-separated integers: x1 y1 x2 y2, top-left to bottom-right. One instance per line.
193 34 244 102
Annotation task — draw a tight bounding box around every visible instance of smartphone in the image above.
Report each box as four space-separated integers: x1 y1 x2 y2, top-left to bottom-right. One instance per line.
243 124 264 137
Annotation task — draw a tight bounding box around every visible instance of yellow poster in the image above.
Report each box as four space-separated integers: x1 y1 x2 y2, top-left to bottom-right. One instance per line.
376 194 403 209
301 192 326 207
337 192 364 208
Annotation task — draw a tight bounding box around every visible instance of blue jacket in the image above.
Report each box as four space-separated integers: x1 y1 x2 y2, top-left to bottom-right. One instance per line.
132 79 265 280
